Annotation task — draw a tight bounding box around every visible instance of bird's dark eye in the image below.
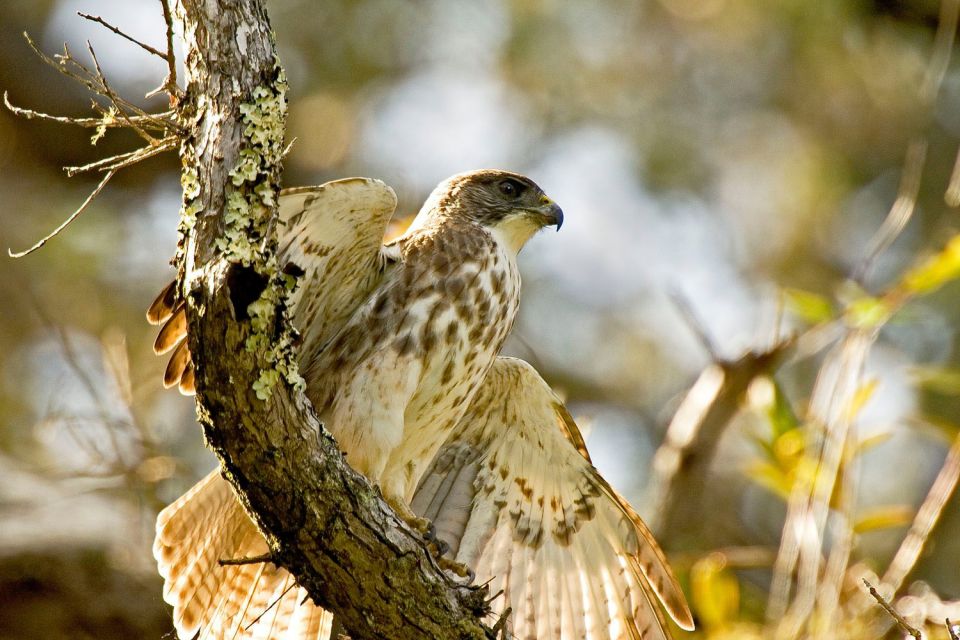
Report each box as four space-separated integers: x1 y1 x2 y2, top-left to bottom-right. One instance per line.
498 179 525 199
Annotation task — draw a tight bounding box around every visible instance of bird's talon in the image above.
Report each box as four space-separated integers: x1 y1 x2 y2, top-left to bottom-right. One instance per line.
438 556 474 582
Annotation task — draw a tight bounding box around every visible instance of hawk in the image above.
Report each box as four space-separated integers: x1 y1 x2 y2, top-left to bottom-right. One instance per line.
150 171 694 639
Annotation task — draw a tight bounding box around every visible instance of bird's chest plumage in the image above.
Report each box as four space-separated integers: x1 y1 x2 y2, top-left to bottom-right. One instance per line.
306 224 521 495
403 241 520 429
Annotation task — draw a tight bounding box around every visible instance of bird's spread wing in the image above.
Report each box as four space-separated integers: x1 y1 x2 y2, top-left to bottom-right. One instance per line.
154 469 333 640
412 357 694 640
147 177 398 394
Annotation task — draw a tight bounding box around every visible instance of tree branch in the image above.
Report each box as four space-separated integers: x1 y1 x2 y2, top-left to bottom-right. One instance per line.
173 2 492 639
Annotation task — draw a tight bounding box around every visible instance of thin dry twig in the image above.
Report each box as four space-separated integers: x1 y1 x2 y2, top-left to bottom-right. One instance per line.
65 135 177 176
947 618 959 640
862 579 922 640
77 12 168 60
669 289 720 361
244 582 298 631
3 91 174 130
768 330 875 639
156 0 181 100
854 138 927 285
8 169 116 258
7 24 182 258
85 40 156 144
882 429 960 591
218 553 274 567
23 34 167 130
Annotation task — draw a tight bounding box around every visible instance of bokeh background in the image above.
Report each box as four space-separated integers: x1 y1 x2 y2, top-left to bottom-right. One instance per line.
2 0 960 638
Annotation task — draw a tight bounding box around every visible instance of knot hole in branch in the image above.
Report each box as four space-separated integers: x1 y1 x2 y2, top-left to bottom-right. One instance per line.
227 263 269 321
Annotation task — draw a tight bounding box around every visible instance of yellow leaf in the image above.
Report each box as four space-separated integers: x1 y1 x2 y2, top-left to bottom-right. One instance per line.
849 431 893 460
743 461 792 501
691 552 740 628
854 505 913 533
845 378 878 422
899 234 960 296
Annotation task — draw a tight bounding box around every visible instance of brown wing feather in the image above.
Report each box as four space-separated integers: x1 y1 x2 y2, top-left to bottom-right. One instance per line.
147 178 397 396
412 357 694 639
154 470 332 640
147 279 179 325
164 340 192 389
154 303 187 355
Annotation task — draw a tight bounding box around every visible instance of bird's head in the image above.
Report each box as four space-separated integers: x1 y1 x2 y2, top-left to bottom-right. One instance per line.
414 169 563 254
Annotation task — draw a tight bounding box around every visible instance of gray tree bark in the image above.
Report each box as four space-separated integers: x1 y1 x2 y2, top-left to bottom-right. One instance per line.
173 2 492 638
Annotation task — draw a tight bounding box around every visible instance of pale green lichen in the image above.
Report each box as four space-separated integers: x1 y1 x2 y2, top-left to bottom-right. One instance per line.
181 165 201 199
91 106 117 145
175 63 303 402
175 142 205 273
218 66 288 267
209 64 305 401
178 163 204 231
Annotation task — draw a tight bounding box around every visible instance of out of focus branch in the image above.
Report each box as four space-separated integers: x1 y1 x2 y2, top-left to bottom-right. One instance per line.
882 429 960 591
648 339 793 543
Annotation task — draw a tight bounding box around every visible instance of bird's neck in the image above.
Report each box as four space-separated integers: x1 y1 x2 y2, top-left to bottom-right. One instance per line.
488 216 540 256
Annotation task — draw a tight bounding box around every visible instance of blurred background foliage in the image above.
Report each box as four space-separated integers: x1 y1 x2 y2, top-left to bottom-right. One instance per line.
2 0 960 638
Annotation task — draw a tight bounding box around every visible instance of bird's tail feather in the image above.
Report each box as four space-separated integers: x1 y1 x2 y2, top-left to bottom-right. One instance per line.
154 469 332 640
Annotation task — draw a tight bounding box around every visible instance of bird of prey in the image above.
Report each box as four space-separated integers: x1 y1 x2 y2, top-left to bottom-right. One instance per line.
150 171 694 639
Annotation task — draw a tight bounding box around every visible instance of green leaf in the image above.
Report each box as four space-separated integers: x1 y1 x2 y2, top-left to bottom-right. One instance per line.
784 287 835 324
767 380 800 439
912 366 960 396
846 296 892 329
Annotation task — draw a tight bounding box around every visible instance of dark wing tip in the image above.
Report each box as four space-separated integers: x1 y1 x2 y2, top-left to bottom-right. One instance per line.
154 304 187 355
147 280 178 325
163 340 192 389
178 361 196 395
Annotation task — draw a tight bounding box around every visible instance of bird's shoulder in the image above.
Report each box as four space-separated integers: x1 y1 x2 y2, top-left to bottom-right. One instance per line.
392 218 498 266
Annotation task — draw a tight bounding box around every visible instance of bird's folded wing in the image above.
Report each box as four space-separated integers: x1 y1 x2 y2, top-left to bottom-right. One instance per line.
412 357 694 640
154 469 333 640
147 177 398 394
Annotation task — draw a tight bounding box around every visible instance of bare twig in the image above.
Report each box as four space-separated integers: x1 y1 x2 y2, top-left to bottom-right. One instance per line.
649 340 793 537
9 169 115 258
157 0 180 100
769 330 875 638
244 582 298 631
218 552 274 567
85 40 156 144
3 91 174 130
77 12 168 60
23 34 162 128
64 135 177 176
490 607 513 640
862 579 922 640
669 289 720 361
947 618 959 640
854 138 927 285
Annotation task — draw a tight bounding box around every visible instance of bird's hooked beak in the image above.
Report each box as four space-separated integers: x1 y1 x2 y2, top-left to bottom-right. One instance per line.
536 195 564 231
